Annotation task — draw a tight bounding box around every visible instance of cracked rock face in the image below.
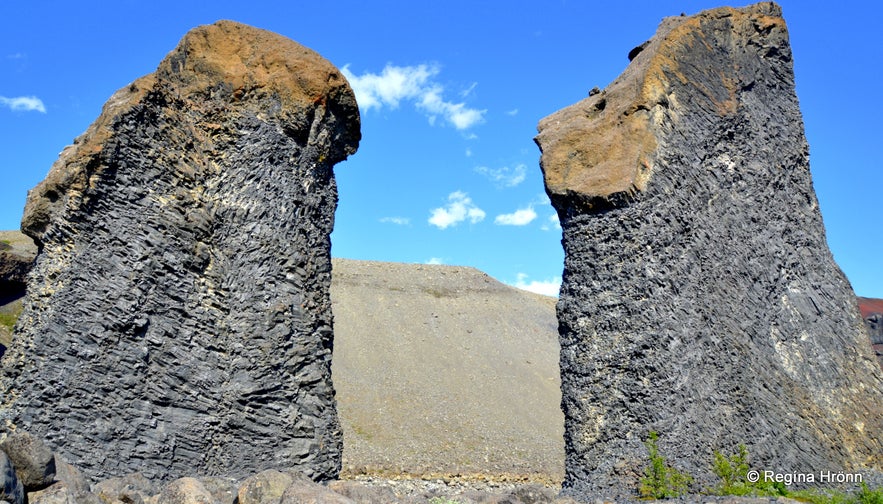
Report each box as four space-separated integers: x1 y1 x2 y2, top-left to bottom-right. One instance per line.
536 3 883 499
0 20 359 483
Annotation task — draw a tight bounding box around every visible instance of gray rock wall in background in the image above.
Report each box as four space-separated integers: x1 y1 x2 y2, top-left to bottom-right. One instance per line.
0 20 360 483
536 3 883 499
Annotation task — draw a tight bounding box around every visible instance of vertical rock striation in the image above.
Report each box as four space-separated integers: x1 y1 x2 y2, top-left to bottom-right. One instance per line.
0 20 359 482
536 3 883 499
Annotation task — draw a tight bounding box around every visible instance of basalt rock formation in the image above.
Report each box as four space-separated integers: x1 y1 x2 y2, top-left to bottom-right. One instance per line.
536 2 883 499
0 20 359 483
858 297 883 369
0 231 37 358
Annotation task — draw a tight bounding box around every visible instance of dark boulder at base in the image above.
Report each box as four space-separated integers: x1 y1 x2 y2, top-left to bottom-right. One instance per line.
0 451 24 504
535 2 883 500
0 432 55 491
0 20 359 483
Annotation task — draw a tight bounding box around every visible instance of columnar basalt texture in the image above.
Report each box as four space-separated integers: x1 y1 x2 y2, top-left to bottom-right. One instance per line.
536 3 883 499
0 20 360 483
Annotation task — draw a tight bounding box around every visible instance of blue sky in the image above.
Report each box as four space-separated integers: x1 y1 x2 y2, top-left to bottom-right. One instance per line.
1 1 880 298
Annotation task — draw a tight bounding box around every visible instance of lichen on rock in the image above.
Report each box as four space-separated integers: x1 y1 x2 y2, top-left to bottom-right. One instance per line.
1 20 359 483
536 2 883 500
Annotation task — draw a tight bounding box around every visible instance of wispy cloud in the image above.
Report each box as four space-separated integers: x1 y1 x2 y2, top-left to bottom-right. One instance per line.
342 63 485 130
460 82 477 98
6 53 25 60
426 257 445 265
511 273 561 297
429 191 486 229
0 95 46 113
475 164 526 188
380 216 411 226
541 213 561 231
506 108 519 116
494 206 537 226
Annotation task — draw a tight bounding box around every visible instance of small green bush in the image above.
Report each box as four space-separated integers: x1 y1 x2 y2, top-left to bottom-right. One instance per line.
639 431 693 499
710 444 786 497
0 311 19 332
429 498 463 504
707 443 883 504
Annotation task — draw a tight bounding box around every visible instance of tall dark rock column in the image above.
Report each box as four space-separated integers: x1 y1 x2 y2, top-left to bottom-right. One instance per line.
535 3 883 500
0 20 360 482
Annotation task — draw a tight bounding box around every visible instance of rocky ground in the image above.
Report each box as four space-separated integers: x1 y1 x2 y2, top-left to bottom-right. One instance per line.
5 431 857 504
330 258 563 483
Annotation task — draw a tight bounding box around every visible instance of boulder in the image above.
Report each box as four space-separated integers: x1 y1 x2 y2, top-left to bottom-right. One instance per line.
535 2 883 500
0 20 359 483
93 473 157 504
0 432 56 490
0 451 23 504
325 480 400 504
279 479 354 504
236 470 295 504
156 478 216 504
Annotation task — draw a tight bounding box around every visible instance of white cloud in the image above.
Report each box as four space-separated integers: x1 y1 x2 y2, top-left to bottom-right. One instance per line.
0 95 46 113
494 206 537 226
506 108 519 116
428 191 486 229
465 148 472 157
460 82 477 98
475 164 526 188
380 216 411 225
512 273 561 297
426 257 445 265
342 63 485 130
541 213 561 231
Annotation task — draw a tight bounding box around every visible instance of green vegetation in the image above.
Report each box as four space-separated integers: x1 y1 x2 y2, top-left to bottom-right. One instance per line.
786 483 883 504
429 498 463 504
0 311 19 332
0 239 10 250
710 444 786 497
707 443 882 504
639 431 693 499
635 437 883 503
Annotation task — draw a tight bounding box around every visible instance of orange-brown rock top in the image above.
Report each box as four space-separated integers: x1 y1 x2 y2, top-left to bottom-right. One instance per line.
23 20 360 242
535 2 785 210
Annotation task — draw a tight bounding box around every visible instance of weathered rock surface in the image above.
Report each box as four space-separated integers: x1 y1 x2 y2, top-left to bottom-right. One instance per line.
0 20 359 483
1 451 24 504
535 2 883 500
0 432 56 490
156 478 217 504
858 297 883 369
0 231 36 358
0 231 35 298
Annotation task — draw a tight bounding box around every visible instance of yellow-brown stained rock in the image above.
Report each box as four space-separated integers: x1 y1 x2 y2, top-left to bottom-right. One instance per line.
536 5 787 209
23 20 358 242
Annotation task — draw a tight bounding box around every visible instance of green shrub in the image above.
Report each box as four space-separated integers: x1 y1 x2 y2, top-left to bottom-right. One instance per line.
0 311 19 332
710 444 786 497
639 431 693 499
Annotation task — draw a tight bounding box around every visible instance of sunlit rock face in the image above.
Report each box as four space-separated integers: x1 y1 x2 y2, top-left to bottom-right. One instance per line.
536 3 883 499
1 20 360 483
